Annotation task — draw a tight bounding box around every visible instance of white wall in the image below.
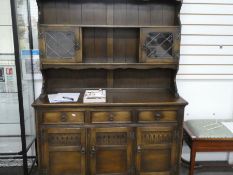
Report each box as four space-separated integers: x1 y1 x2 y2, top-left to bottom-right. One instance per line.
179 0 233 162
178 0 233 119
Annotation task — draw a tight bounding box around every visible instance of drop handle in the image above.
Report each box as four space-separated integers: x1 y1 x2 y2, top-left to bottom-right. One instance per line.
108 113 115 121
154 112 162 120
81 146 85 154
91 146 96 156
137 145 141 153
60 113 67 122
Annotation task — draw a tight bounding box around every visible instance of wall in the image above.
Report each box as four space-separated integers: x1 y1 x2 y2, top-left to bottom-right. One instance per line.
178 0 233 120
179 0 233 161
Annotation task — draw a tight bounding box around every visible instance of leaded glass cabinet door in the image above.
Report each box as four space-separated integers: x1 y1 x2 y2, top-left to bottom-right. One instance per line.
140 27 180 63
39 26 82 63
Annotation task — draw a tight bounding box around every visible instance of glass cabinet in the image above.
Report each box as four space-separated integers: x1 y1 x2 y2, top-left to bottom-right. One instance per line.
0 0 36 175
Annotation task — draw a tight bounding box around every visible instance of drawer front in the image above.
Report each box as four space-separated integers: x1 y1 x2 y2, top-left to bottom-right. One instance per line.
43 112 84 124
91 111 132 123
138 110 177 122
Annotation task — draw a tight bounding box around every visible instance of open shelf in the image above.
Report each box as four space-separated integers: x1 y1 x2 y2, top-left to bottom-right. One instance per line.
41 63 178 70
42 68 176 93
33 88 186 107
40 24 180 28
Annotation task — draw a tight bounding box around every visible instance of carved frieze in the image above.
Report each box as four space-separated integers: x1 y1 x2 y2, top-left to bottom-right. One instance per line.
96 132 127 145
142 131 172 145
48 133 81 146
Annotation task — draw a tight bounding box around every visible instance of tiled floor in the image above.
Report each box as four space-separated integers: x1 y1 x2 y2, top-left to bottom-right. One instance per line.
0 165 233 175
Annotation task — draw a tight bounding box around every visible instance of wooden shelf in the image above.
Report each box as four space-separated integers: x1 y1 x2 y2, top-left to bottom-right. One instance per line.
33 88 187 107
40 24 180 29
41 63 178 70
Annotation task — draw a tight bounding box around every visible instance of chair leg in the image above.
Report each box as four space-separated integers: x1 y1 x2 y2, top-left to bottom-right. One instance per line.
189 145 196 175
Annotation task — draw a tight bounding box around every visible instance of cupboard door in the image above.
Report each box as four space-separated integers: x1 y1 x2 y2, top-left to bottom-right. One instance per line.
39 26 82 63
90 127 133 175
140 27 180 63
136 126 177 175
42 127 86 175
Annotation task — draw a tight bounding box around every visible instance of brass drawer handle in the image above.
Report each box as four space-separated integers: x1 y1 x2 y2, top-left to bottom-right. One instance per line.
60 113 68 122
108 112 115 121
154 112 162 121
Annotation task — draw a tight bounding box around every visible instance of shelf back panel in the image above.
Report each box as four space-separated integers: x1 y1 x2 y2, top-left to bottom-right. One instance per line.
44 69 108 93
43 68 174 93
39 0 180 26
113 69 172 89
83 28 139 63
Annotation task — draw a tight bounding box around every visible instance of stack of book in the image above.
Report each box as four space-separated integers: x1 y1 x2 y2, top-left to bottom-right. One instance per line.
83 89 106 103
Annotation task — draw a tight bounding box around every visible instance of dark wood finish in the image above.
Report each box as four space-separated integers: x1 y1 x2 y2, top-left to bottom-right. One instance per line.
41 127 86 175
183 122 233 175
39 0 180 26
91 111 132 124
90 127 133 175
39 26 82 63
140 27 180 63
41 63 178 70
43 111 84 124
40 24 181 28
42 69 175 93
34 88 186 107
138 110 177 123
136 126 178 175
34 0 187 175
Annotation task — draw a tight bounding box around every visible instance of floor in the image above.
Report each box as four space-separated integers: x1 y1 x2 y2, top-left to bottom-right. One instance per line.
0 165 232 175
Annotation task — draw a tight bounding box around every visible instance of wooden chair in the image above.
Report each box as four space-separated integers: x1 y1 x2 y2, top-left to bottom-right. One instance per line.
182 119 233 175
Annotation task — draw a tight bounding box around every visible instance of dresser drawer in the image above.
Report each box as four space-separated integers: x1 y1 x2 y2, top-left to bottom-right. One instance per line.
43 112 84 123
91 111 132 123
138 110 177 122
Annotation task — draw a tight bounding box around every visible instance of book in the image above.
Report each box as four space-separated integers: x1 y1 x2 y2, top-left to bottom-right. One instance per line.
83 89 106 103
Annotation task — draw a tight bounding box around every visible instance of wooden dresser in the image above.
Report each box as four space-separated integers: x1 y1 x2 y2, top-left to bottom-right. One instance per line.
33 0 187 174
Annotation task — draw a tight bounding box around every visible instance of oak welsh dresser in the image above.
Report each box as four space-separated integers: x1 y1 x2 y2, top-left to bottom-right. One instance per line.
32 0 188 174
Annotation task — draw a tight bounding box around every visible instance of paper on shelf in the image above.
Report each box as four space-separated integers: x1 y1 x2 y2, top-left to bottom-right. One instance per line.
221 122 233 134
48 93 80 103
83 89 106 103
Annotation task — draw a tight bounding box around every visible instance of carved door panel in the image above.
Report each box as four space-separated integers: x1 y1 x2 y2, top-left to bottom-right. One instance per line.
90 127 133 175
42 127 86 175
39 26 82 63
136 126 177 175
